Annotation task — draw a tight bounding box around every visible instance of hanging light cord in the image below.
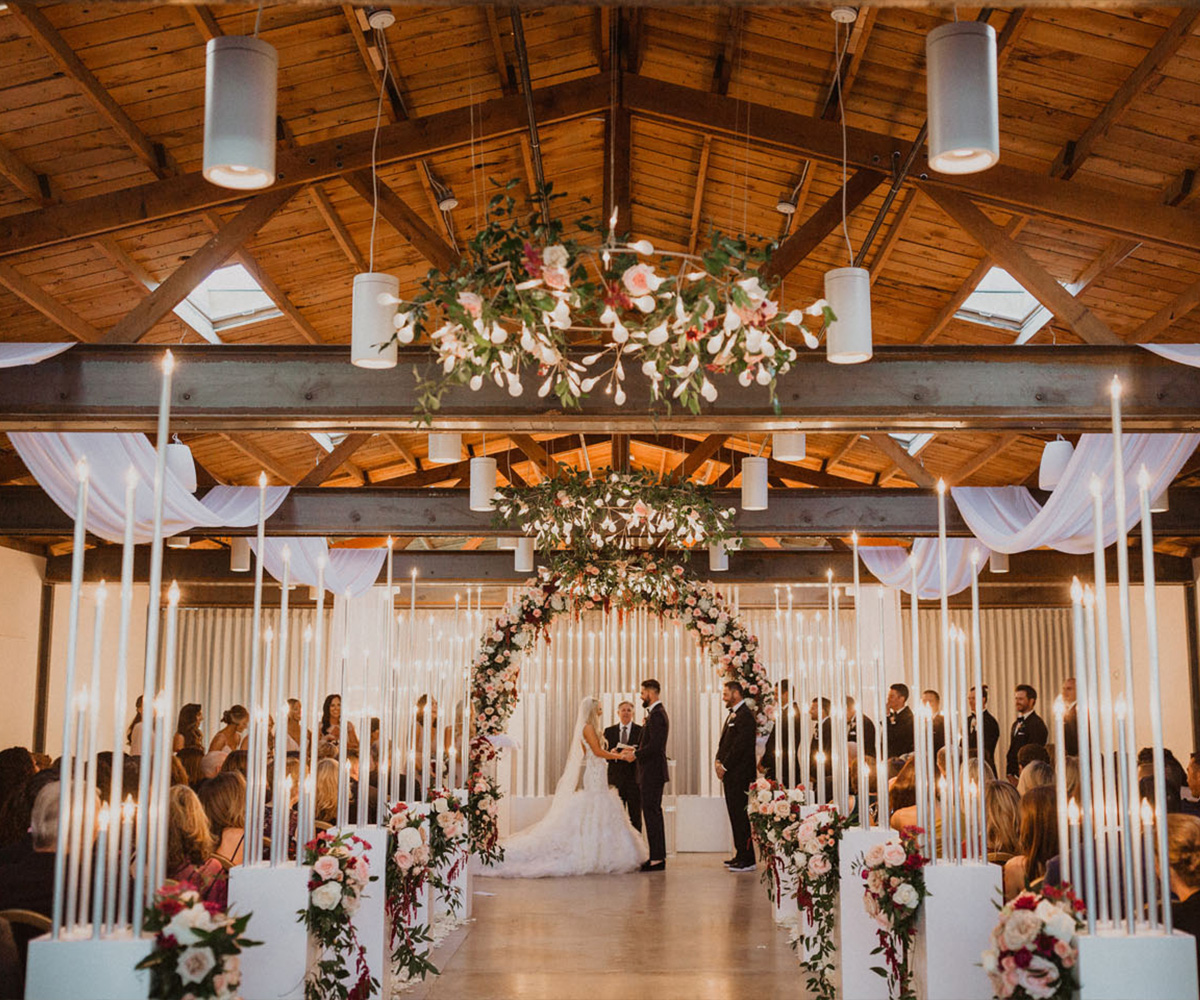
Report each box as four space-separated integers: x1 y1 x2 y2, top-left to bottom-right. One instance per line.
834 19 854 267
367 27 391 274
253 1 263 38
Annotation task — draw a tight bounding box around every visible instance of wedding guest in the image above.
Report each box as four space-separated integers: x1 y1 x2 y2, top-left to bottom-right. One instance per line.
0 769 57 858
175 703 204 752
923 689 946 754
807 698 832 770
604 701 642 831
285 698 307 754
1061 677 1078 756
197 771 246 868
967 684 1000 776
761 680 802 787
314 758 339 827
222 749 249 778
0 782 63 918
176 747 205 787
845 697 877 759
986 780 1021 864
126 696 144 754
166 785 226 906
0 748 34 807
715 680 757 872
319 694 359 755
1017 759 1054 797
169 756 189 787
1167 814 1200 967
888 757 917 813
200 751 228 781
1003 785 1057 900
1184 753 1200 817
886 684 914 758
209 706 248 753
1017 744 1050 770
1006 685 1049 781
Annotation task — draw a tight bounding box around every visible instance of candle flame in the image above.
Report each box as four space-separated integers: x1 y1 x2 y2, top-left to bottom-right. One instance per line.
936 478 946 496
258 471 268 488
1114 697 1126 721
1082 586 1095 609
125 465 139 490
76 457 89 483
162 349 175 374
826 568 833 581
303 624 314 642
122 797 136 822
1137 465 1151 490
850 530 858 545
608 206 619 231
1068 798 1081 823
97 807 111 831
1089 474 1102 498
95 580 108 604
386 535 394 549
1070 577 1083 602
970 547 980 566
167 581 180 605
1110 374 1122 399
1054 695 1064 718
265 626 275 642
1141 798 1154 825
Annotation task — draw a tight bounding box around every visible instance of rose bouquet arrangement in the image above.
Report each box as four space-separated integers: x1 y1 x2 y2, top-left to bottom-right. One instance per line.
983 886 1083 1000
791 804 853 1000
299 829 378 1000
137 881 258 1000
465 765 504 867
746 777 809 903
853 827 929 1000
384 801 438 982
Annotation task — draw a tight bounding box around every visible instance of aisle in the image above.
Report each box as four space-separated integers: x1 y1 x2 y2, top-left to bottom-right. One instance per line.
415 853 804 1000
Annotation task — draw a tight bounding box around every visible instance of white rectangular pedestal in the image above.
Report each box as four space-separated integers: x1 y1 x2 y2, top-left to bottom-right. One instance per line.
347 825 391 998
674 796 733 853
227 864 311 1000
838 826 892 1000
1076 929 1199 1000
25 932 153 1000
773 865 801 925
915 862 1003 1000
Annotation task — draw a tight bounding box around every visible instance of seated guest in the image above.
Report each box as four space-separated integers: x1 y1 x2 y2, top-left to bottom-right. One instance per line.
986 780 1021 864
1140 774 1183 815
286 698 307 754
200 751 228 781
209 706 248 753
1017 744 1050 770
222 749 248 778
0 770 58 860
1006 685 1049 781
0 748 34 809
886 684 914 758
126 696 144 754
0 781 64 917
197 772 246 868
1168 814 1200 968
176 747 205 787
166 785 226 907
314 758 340 826
967 685 1000 776
1003 785 1057 901
319 695 359 755
1017 759 1054 797
888 757 917 813
169 756 189 788
175 703 204 752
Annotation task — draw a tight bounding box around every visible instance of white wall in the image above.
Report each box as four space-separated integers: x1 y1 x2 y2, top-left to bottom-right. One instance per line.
0 547 46 748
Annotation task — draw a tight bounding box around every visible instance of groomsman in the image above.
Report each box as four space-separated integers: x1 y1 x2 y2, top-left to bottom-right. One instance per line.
761 680 802 787
716 680 758 872
1060 677 1078 756
967 684 1000 776
635 679 669 872
604 701 642 831
923 689 946 754
1005 684 1049 781
886 684 914 758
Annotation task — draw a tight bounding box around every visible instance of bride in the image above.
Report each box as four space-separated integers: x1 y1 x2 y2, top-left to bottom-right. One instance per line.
485 696 649 878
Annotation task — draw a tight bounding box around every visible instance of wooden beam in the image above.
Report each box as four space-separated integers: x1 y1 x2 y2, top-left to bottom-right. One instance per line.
820 7 877 121
102 186 299 344
711 9 744 97
309 184 368 272
343 171 458 272
0 139 49 204
1074 238 1140 294
686 135 713 255
216 433 295 486
604 107 632 231
230 250 322 345
342 4 408 120
866 434 936 488
0 262 103 342
596 7 611 73
877 432 935 487
670 434 728 482
296 433 373 488
1130 275 1200 344
1052 10 1200 180
383 433 421 472
610 433 630 473
950 433 1019 484
509 434 557 477
867 187 919 285
184 5 221 42
824 434 861 472
925 188 1122 346
760 168 886 281
484 7 517 96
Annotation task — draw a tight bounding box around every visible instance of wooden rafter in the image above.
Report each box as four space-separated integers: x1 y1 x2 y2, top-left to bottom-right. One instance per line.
342 5 408 120
824 434 860 473
509 434 557 477
711 9 745 97
308 184 368 273
866 434 935 488
867 187 919 285
686 135 713 255
950 434 1019 485
343 171 459 272
878 433 935 487
383 434 421 473
484 7 517 96
1131 276 1200 344
0 262 102 342
604 107 632 231
596 7 611 73
216 434 295 486
1074 239 1140 294
670 434 728 483
0 139 49 204
296 433 373 488
820 7 877 121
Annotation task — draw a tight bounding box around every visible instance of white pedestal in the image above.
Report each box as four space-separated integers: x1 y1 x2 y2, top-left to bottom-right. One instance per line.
227 863 311 1000
674 796 734 853
1076 929 1199 1000
915 862 1003 1000
347 825 391 998
838 826 892 1000
772 864 801 925
25 931 153 1000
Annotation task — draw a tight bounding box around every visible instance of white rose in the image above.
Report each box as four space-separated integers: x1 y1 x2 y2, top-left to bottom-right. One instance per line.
756 789 772 805
166 904 215 944
433 797 449 814
981 949 998 973
1044 909 1077 943
892 882 919 909
311 881 343 911
543 244 569 269
395 826 423 853
177 945 217 985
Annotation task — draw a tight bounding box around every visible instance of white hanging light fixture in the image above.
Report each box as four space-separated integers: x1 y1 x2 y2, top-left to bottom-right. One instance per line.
497 537 519 550
1038 437 1074 490
428 433 462 465
708 541 729 572
988 550 1009 574
925 21 1000 175
514 537 535 573
351 272 399 369
772 432 806 462
470 456 498 512
741 456 768 511
166 535 190 549
824 267 873 364
166 437 197 493
203 36 278 190
230 537 252 572
1151 488 1170 513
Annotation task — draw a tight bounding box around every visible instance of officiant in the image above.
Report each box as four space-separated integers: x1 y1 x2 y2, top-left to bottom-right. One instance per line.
605 701 642 831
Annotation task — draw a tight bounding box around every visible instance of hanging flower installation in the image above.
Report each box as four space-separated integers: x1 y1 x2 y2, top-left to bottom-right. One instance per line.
382 182 834 418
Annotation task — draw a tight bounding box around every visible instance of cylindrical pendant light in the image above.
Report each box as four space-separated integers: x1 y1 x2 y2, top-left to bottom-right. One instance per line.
925 21 999 175
772 432 807 463
1151 488 1170 513
708 541 729 572
497 537 519 551
230 537 252 572
203 36 278 190
351 272 399 369
166 440 197 493
308 586 321 601
823 267 873 364
166 535 190 549
1038 438 1074 490
988 550 1009 575
470 456 498 512
514 537 535 573
741 456 768 511
428 433 462 465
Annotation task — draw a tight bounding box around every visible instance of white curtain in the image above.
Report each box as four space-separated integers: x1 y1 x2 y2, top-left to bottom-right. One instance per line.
9 432 290 544
251 538 387 599
952 433 1199 555
1142 344 1200 366
859 538 989 598
0 342 74 367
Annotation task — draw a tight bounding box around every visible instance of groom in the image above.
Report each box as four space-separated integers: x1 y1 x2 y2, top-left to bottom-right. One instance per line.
635 679 668 873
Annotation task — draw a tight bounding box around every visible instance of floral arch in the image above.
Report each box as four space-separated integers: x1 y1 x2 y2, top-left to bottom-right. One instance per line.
465 554 777 863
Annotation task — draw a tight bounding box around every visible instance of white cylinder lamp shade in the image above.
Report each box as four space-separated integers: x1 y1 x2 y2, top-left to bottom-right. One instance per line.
1038 438 1074 490
166 535 190 549
427 433 462 465
470 456 498 512
166 441 197 493
988 550 1009 574
925 21 999 175
708 542 729 572
497 537 519 551
823 267 873 365
230 536 252 572
772 432 806 462
1152 488 1169 513
514 537 535 573
741 456 768 511
351 272 399 369
203 36 278 190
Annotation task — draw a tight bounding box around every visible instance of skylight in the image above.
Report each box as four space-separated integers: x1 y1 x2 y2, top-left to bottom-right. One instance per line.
186 264 279 331
957 267 1043 330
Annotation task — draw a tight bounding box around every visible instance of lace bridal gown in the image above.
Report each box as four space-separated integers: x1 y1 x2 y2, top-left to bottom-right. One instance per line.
485 697 649 878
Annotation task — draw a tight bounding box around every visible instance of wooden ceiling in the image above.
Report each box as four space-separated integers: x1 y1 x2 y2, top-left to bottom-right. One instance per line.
1 2 1199 557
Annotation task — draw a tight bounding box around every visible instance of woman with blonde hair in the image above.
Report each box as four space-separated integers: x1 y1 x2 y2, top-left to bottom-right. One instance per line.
314 757 339 827
1167 814 1200 966
986 779 1021 863
166 785 227 906
197 771 246 867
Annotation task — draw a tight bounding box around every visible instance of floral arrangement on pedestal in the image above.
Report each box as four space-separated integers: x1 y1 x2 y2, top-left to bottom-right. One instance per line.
853 827 929 1000
790 803 854 1000
384 801 438 982
383 182 834 419
426 788 469 915
136 880 258 1000
983 885 1083 1000
746 777 809 903
299 828 378 1000
466 758 504 867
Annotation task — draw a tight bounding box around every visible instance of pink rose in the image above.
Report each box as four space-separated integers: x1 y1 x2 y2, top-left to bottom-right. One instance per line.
393 849 413 871
312 855 342 882
621 263 662 297
457 291 483 319
543 266 570 290
883 842 907 867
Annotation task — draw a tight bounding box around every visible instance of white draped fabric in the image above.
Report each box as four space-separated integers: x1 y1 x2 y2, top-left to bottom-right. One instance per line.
859 538 989 599
0 342 74 367
951 432 1199 555
9 432 291 544
250 538 387 598
1142 343 1200 367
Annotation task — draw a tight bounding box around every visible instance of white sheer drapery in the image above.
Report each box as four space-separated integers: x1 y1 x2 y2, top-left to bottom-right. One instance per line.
0 342 74 367
1142 344 1200 366
9 432 291 544
952 433 1199 555
859 538 989 598
250 538 387 598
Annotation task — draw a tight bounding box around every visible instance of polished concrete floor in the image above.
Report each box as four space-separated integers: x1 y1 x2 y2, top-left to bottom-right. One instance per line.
416 853 805 1000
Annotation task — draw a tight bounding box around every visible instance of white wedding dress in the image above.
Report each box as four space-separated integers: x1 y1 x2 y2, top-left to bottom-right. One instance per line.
485 698 649 878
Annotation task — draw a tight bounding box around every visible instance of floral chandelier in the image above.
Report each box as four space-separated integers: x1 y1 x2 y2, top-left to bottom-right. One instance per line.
384 182 833 417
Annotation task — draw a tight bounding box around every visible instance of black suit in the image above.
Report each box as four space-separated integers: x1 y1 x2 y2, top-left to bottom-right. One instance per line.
762 703 802 787
604 721 643 831
887 705 915 758
717 702 758 865
1006 710 1049 779
635 703 669 862
967 709 1001 776
818 713 877 759
1062 703 1079 757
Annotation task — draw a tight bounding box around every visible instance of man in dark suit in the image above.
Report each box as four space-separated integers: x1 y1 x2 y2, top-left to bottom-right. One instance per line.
967 684 1001 776
886 683 915 758
604 700 642 831
761 680 802 788
1060 677 1078 757
819 698 876 760
923 689 946 755
1005 684 1049 781
716 680 758 872
634 679 669 872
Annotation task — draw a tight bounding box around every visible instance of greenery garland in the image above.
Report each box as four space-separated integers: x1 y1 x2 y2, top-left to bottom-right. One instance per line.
383 802 438 983
425 787 470 916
